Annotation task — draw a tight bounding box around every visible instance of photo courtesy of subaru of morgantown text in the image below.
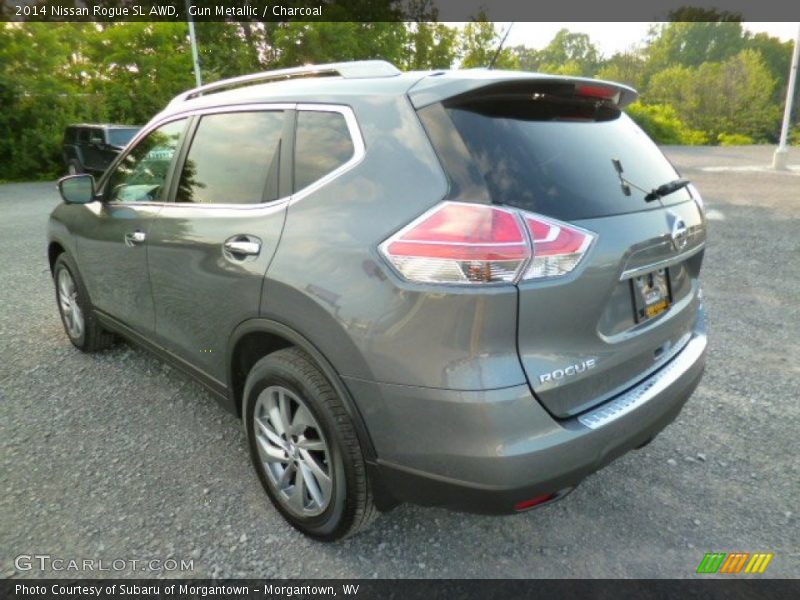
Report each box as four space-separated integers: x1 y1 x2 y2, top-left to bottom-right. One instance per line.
49 60 707 541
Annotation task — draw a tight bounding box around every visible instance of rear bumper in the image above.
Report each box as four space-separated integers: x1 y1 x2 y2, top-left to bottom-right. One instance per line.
352 307 707 514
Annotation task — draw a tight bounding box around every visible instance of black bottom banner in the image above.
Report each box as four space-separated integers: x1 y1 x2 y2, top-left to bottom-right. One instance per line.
2 579 799 600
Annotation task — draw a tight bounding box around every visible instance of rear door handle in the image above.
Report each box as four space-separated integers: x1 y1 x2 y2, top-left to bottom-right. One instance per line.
223 237 261 259
124 230 146 246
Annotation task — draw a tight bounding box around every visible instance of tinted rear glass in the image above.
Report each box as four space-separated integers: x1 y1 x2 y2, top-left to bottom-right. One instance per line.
107 128 140 147
421 97 691 221
294 111 354 192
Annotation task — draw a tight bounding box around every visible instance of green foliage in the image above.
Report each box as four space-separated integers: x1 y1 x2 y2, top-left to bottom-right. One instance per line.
1 19 796 181
270 22 408 68
625 102 708 145
645 49 780 142
402 0 458 70
643 20 745 83
0 23 92 180
403 22 458 70
717 133 755 145
595 51 647 89
459 17 518 69
512 29 600 77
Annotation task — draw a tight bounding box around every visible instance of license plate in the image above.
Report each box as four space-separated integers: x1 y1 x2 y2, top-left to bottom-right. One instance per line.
631 268 672 322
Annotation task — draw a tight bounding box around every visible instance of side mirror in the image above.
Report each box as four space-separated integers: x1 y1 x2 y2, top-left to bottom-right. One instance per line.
58 174 96 204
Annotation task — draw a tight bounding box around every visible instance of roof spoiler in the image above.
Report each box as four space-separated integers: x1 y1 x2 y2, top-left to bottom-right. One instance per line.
169 60 401 106
408 70 638 109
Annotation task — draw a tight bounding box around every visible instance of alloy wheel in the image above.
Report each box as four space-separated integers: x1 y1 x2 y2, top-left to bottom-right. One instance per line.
57 268 84 340
253 385 333 517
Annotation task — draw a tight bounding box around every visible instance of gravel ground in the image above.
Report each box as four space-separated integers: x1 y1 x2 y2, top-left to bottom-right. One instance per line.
1 146 798 579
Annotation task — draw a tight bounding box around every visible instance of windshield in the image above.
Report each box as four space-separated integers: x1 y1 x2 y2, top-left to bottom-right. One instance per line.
107 128 140 147
423 98 691 221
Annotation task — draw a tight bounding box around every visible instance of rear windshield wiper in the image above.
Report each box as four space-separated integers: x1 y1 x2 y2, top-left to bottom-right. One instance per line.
612 159 690 203
644 178 691 202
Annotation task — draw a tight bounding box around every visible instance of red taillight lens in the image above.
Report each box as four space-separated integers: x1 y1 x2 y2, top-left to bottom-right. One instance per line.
379 202 595 284
380 202 530 284
575 84 620 103
514 493 555 511
522 214 595 280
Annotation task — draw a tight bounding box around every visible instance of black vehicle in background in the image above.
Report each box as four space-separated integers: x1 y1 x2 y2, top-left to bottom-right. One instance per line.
62 124 141 175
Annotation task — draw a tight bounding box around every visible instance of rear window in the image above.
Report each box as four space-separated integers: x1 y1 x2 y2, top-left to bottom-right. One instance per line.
419 96 691 221
107 128 140 147
294 111 354 192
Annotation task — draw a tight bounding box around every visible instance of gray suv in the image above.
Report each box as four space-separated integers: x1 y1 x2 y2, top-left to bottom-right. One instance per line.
48 61 707 540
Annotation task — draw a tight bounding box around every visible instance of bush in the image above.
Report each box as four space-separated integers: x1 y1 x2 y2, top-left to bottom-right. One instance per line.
625 102 709 145
717 132 755 146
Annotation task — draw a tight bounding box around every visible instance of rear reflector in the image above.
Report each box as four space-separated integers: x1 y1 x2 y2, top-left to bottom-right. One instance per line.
514 493 555 511
380 202 595 285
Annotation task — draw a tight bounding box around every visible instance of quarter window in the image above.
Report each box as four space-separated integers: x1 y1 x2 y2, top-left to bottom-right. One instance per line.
106 119 186 203
176 111 284 205
294 111 354 192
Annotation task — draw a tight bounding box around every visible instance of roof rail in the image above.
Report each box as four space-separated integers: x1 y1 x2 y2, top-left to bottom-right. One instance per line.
169 60 401 105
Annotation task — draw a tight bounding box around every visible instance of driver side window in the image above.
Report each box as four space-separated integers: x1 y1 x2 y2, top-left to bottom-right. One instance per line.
106 119 186 203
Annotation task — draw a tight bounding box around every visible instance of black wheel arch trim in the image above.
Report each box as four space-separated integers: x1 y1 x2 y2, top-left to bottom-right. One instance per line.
228 318 378 461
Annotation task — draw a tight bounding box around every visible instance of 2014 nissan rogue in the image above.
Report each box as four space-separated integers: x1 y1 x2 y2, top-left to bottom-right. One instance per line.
48 61 707 540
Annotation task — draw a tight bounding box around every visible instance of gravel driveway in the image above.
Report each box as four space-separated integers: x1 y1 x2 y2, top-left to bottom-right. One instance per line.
1 146 798 579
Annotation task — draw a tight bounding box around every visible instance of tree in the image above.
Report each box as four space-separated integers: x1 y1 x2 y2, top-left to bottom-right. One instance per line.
596 50 647 90
401 0 458 69
643 20 745 83
83 23 196 124
646 49 780 142
459 18 518 69
625 102 708 145
529 29 600 76
269 22 407 68
743 32 795 104
0 23 93 180
194 23 265 81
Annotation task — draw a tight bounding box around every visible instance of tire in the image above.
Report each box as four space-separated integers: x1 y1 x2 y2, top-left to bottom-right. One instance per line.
243 347 377 540
53 253 114 352
66 160 83 176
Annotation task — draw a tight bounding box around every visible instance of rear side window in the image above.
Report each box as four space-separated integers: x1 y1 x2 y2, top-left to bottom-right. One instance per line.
107 128 140 147
419 97 691 221
176 111 284 204
294 111 354 192
88 128 104 144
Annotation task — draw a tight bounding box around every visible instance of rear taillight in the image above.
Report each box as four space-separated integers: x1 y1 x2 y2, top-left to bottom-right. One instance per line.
522 214 595 280
379 201 595 285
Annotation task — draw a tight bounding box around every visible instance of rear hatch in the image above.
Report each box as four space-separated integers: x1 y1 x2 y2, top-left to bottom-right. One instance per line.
415 74 706 418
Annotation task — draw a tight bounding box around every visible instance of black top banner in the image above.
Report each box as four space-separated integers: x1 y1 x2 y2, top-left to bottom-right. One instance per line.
2 579 800 600
3 0 800 22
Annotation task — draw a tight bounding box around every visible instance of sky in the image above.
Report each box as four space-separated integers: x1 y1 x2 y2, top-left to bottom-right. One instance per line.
482 22 800 56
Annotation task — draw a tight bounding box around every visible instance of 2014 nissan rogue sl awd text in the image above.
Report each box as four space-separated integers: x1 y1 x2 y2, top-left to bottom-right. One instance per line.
48 61 707 540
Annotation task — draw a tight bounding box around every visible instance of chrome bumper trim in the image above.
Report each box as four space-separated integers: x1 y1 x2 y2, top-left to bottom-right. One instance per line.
577 333 706 430
620 242 705 280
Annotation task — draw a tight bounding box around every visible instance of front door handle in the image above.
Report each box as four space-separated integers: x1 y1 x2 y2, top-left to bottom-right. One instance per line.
223 238 261 258
124 230 146 246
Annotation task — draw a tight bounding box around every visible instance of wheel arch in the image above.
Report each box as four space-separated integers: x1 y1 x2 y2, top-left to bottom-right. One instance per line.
227 318 378 461
48 241 66 274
